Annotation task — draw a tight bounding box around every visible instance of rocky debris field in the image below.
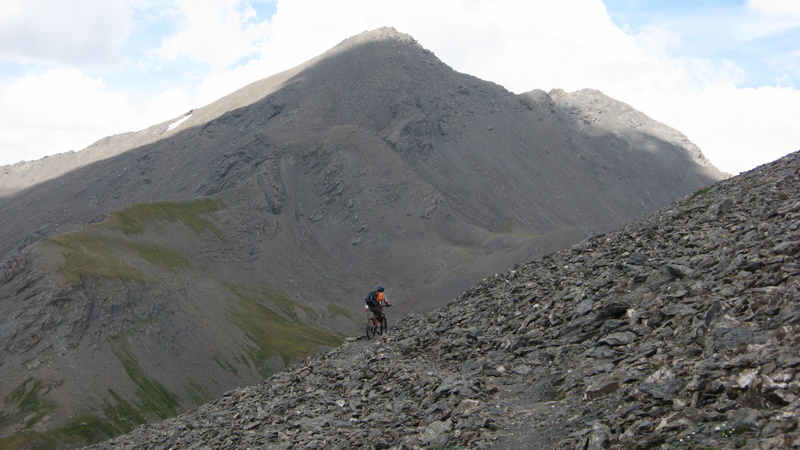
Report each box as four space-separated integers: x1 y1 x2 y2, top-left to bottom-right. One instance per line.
89 151 799 449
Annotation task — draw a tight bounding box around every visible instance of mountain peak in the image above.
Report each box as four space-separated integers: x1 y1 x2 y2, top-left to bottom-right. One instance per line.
338 26 419 46
0 28 728 447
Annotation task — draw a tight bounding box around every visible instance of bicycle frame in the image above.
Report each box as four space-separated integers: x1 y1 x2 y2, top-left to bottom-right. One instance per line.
365 306 388 339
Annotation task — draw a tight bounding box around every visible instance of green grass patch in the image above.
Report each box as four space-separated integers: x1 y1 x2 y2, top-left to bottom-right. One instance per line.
327 303 360 320
50 233 190 282
0 430 61 450
108 335 181 420
51 336 184 444
55 416 117 444
692 186 713 198
265 288 302 320
54 405 132 445
0 378 60 448
5 377 45 412
108 198 224 238
8 413 130 450
48 381 199 446
49 197 222 283
185 381 210 405
103 389 147 429
1 377 53 430
213 353 240 376
1 340 199 447
500 221 534 236
52 388 152 446
224 284 343 377
130 243 190 272
50 233 149 283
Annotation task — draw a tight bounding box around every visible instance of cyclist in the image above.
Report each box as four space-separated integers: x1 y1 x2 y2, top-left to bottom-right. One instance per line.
367 285 391 329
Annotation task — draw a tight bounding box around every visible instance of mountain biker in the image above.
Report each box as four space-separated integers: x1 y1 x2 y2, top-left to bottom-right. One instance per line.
368 285 391 329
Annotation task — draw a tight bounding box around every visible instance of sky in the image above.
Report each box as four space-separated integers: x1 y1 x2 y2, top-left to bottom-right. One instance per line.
1 0 799 174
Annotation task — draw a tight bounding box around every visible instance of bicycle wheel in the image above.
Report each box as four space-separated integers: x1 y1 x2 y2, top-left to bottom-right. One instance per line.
366 321 375 340
380 314 388 335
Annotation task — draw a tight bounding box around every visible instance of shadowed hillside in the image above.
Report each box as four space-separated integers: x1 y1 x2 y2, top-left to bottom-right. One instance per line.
90 150 799 449
0 27 725 447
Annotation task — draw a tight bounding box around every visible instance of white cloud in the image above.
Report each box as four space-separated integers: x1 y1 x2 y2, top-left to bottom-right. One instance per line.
0 69 128 164
747 0 800 19
0 0 132 67
2 69 128 128
0 69 190 165
670 83 800 174
0 0 24 21
194 59 268 106
147 87 193 117
155 0 270 70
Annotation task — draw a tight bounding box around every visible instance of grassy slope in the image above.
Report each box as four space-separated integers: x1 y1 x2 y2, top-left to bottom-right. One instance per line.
0 198 344 447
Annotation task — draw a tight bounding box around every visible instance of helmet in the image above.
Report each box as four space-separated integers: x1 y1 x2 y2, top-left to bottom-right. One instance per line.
377 285 384 292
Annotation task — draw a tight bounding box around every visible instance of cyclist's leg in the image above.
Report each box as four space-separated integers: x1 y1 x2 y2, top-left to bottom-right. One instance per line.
369 307 380 327
380 312 388 333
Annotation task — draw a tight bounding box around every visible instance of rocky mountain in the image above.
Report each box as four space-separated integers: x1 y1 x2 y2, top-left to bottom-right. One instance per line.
89 150 800 449
0 27 725 447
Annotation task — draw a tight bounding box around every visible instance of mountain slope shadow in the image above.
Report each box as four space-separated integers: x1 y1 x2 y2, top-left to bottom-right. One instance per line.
0 27 726 446
87 150 799 449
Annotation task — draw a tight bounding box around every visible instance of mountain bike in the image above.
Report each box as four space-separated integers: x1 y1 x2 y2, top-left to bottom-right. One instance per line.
365 306 389 339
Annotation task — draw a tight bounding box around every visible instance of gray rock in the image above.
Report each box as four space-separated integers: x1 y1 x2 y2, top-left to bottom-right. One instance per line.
600 331 637 346
667 263 693 278
87 151 800 450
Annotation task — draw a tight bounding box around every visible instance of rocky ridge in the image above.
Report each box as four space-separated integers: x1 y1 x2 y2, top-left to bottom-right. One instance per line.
0 27 728 445
90 151 799 449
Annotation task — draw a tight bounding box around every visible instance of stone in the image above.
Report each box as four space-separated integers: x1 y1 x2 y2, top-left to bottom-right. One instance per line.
512 365 532 375
599 331 637 346
86 151 800 450
585 380 621 399
666 263 693 279
574 299 594 316
422 419 453 447
583 422 612 450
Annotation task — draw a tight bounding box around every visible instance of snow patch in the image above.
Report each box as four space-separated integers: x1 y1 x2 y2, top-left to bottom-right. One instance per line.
168 114 192 131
